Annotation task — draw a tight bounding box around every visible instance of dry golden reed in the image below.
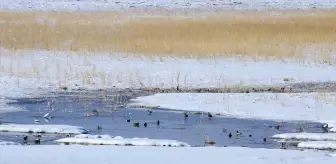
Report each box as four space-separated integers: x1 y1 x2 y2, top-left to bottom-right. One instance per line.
0 9 336 58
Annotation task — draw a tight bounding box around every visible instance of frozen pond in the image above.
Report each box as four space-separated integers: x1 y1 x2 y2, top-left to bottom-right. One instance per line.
0 90 325 148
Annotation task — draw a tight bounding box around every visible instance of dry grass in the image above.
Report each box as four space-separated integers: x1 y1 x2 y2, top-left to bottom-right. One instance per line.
1 9 336 58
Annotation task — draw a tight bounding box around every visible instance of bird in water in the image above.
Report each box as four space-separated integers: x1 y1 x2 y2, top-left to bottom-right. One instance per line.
236 130 241 136
228 133 232 138
133 122 140 128
34 136 41 145
34 138 40 145
298 127 305 132
126 119 131 123
184 112 189 118
204 133 216 145
97 126 103 131
322 124 329 132
92 109 99 116
263 138 267 142
43 113 52 120
147 110 153 115
249 134 252 138
144 122 148 128
23 136 28 144
207 112 213 119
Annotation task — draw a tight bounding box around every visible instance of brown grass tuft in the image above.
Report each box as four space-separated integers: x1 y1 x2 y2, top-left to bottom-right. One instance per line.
1 9 336 58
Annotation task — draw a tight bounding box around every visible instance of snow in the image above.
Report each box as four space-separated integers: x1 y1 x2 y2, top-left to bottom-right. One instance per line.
0 140 20 146
55 135 191 147
1 51 336 113
74 134 114 139
298 141 336 150
0 0 335 11
129 92 336 124
2 51 336 90
0 124 89 134
1 146 336 164
272 133 336 141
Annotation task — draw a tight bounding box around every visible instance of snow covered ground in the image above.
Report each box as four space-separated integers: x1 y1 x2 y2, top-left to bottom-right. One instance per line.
1 51 336 113
1 146 336 164
298 141 336 150
0 0 335 11
129 92 336 124
0 124 89 134
272 133 336 141
0 50 335 112
55 134 190 147
0 140 20 146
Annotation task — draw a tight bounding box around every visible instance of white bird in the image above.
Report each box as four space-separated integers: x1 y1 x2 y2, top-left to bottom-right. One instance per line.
43 113 52 120
44 118 50 123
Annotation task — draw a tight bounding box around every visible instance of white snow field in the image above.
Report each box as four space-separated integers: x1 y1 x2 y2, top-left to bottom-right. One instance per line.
272 133 336 141
1 146 336 164
0 140 20 146
129 92 336 124
55 134 190 147
1 51 335 113
298 141 336 150
0 0 335 11
74 134 114 139
0 124 89 134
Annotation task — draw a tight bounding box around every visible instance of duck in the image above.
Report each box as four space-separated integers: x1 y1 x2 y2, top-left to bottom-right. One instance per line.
322 123 329 132
236 130 241 136
204 133 216 145
298 127 305 132
207 112 213 119
43 113 52 120
147 110 153 115
184 112 189 118
97 126 103 131
23 136 28 143
133 122 140 128
92 109 99 116
34 138 41 145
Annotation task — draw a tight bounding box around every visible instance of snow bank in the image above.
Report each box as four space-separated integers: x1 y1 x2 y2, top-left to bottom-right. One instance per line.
0 0 335 11
298 141 336 150
55 135 190 147
129 93 336 123
0 76 49 114
74 134 114 139
1 51 336 113
1 146 336 164
0 124 89 134
0 140 20 146
272 133 336 141
2 52 336 91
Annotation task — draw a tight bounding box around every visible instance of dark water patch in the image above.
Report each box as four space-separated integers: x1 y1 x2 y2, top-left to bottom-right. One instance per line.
0 90 325 149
